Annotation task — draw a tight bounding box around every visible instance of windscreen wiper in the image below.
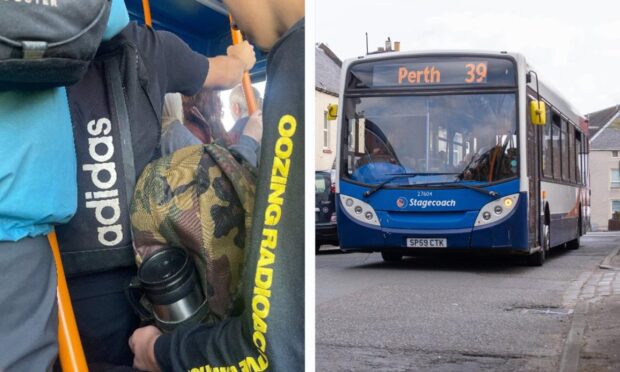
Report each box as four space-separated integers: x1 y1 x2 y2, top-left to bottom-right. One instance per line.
363 172 458 198
417 181 500 198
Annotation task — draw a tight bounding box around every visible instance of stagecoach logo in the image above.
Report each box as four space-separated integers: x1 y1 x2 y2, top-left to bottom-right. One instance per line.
397 197 458 209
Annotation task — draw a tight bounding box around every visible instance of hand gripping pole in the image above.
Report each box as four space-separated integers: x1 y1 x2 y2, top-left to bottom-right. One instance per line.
229 16 257 115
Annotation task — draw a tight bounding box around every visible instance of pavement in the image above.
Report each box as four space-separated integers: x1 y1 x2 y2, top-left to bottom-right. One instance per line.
569 234 620 372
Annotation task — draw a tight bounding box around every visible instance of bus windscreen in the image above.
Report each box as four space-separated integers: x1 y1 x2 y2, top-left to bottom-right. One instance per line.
349 57 516 89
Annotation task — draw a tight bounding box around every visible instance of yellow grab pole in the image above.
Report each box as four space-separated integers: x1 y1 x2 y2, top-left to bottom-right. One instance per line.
229 16 257 115
141 0 152 27
49 231 88 372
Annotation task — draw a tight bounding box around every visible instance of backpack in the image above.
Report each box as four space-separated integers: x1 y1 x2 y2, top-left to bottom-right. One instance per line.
56 26 164 276
0 0 111 90
130 144 256 325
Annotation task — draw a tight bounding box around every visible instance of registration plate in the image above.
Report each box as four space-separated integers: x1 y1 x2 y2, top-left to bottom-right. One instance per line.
406 238 447 248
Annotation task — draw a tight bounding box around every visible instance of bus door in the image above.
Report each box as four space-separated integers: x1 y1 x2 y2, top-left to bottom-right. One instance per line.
526 95 541 249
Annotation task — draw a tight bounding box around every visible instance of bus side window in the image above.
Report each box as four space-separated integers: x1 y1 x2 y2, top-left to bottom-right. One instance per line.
542 103 553 178
561 119 569 181
552 113 562 180
569 126 576 183
575 131 582 184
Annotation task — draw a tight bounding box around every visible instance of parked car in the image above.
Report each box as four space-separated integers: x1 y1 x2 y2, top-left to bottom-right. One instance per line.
315 170 338 252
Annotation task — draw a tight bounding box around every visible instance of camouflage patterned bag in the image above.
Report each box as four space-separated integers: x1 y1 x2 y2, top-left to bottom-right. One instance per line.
130 143 256 325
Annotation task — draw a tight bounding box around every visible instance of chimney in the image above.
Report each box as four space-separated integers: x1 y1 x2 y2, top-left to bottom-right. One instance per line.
385 37 392 51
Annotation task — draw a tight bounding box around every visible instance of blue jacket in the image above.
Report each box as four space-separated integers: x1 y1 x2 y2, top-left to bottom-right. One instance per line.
0 0 129 241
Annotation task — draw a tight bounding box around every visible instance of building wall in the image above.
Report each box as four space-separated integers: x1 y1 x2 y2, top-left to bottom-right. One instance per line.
589 150 620 231
315 91 339 170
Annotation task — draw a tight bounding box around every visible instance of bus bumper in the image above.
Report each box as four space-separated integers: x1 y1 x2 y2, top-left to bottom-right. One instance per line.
338 193 529 252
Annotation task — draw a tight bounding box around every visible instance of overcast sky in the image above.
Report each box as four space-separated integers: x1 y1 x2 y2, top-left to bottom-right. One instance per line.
315 0 620 114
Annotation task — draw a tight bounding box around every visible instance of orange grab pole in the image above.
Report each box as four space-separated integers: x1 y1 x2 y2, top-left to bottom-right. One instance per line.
488 146 501 183
229 15 258 115
49 231 88 372
141 0 152 27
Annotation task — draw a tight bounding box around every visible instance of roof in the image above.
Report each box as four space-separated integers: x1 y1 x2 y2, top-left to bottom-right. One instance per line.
315 43 342 96
586 105 620 139
588 105 620 150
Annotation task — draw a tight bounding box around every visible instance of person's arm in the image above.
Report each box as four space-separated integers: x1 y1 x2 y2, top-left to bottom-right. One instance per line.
203 41 256 89
135 25 255 96
229 110 263 167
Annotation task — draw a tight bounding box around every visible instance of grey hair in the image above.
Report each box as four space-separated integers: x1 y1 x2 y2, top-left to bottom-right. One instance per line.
229 84 263 117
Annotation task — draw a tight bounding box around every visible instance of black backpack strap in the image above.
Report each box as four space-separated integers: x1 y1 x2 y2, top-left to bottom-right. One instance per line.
104 56 135 209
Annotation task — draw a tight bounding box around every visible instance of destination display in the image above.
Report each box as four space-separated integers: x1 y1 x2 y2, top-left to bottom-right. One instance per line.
349 57 516 89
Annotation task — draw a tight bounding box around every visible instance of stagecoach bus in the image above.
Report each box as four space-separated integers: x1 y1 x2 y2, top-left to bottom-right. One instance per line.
333 50 590 266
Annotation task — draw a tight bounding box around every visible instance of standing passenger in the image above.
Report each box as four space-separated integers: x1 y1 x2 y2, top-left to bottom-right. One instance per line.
228 84 264 164
0 88 71 371
53 0 256 367
160 93 201 156
129 0 305 370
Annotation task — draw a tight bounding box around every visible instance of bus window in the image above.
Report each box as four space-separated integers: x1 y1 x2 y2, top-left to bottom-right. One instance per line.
542 105 553 178
342 93 518 185
452 132 464 166
576 132 582 184
561 119 569 181
220 82 266 131
569 126 576 183
552 114 561 180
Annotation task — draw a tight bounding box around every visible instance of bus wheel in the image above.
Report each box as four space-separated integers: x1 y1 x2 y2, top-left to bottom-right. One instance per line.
528 224 549 266
527 247 545 267
567 235 580 250
567 217 581 250
381 251 403 262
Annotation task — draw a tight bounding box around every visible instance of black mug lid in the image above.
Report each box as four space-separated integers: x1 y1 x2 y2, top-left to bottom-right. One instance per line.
138 247 202 304
139 247 189 287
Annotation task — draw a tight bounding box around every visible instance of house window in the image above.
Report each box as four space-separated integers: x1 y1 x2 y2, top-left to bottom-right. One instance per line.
612 200 620 217
612 169 620 188
612 150 619 158
323 111 330 149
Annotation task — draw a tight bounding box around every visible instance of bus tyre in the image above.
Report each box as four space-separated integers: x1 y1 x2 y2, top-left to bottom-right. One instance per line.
381 251 403 262
528 224 549 266
527 247 545 267
567 235 580 250
567 219 581 250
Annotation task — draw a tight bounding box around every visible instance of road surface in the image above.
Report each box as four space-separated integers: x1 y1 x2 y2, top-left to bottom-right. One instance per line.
316 232 619 371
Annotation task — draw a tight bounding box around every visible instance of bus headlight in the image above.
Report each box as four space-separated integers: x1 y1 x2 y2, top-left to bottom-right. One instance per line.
475 193 519 227
340 195 380 226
